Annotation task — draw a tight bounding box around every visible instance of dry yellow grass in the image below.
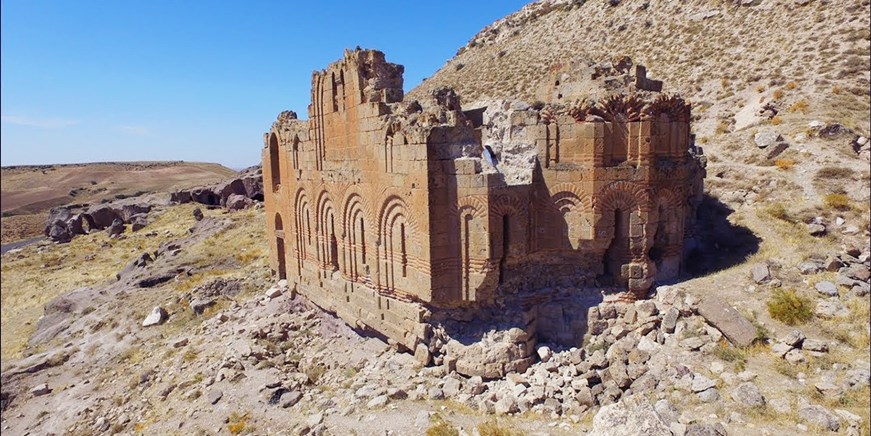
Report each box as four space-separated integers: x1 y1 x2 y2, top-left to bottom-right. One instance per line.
773 159 794 170
0 204 267 361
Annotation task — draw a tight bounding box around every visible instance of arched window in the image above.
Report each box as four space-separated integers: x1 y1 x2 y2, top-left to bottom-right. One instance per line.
269 133 281 191
331 72 339 112
291 135 300 169
274 213 286 280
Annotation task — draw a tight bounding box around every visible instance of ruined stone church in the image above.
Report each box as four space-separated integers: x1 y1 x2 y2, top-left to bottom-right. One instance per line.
263 49 705 377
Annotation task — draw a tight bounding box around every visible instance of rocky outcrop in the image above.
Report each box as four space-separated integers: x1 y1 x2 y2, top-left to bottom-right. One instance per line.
43 196 163 243
171 165 263 209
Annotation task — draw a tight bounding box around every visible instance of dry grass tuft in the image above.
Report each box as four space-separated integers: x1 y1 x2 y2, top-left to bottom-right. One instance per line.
787 99 809 113
773 159 794 170
767 288 813 325
477 420 526 436
823 193 852 211
427 414 460 436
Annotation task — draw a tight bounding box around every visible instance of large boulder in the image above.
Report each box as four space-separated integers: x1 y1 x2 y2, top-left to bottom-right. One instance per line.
106 218 125 237
88 205 121 229
697 297 757 347
226 194 253 211
47 221 72 243
170 165 263 209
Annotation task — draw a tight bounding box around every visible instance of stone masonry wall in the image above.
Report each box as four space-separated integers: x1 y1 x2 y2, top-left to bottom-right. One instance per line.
263 49 705 377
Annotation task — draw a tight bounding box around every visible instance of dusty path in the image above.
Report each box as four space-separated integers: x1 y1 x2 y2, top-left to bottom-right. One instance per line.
0 236 43 255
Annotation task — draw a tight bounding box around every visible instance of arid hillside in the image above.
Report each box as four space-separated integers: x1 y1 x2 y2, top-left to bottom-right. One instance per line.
1 1 870 435
409 0 869 133
0 161 237 244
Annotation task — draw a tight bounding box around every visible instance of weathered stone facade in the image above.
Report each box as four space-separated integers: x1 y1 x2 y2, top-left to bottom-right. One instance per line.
263 49 705 377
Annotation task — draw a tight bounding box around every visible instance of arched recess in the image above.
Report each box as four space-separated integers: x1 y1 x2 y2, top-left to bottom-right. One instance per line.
551 191 592 250
377 196 413 294
650 188 685 268
595 181 651 285
543 183 592 251
269 133 281 191
342 192 371 281
274 213 287 280
456 195 489 301
490 194 527 283
316 191 339 272
293 188 311 276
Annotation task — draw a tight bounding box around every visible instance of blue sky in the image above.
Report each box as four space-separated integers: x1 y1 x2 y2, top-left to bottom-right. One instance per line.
1 1 529 169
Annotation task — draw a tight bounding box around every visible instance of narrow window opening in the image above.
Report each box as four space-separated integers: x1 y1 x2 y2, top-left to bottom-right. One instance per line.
329 216 339 270
400 223 407 277
359 217 367 264
499 214 510 284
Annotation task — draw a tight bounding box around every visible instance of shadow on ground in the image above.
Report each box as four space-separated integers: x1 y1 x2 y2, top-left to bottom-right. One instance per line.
683 193 761 277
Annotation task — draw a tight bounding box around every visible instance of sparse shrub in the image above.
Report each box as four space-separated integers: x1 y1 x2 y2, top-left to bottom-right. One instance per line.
823 193 851 211
773 89 784 99
815 166 855 181
773 159 794 170
228 412 249 435
712 342 747 371
715 121 730 135
760 202 793 222
478 420 525 436
183 349 198 362
767 289 813 325
427 415 459 436
770 115 783 125
305 362 327 384
788 99 809 113
755 84 765 93
785 81 798 90
832 86 842 95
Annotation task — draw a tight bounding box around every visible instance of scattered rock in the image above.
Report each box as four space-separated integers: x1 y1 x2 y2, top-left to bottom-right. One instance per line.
590 395 672 436
193 208 204 221
691 374 716 393
697 297 757 347
366 395 389 408
801 339 828 353
754 131 782 148
661 307 679 333
31 384 51 396
697 388 720 403
280 391 302 408
814 281 839 297
190 298 216 315
781 330 805 348
784 348 806 364
815 300 848 318
208 390 223 405
807 223 827 237
536 345 552 362
750 263 771 283
494 396 518 415
142 306 168 327
797 261 824 275
730 382 765 407
264 287 282 299
798 403 840 432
